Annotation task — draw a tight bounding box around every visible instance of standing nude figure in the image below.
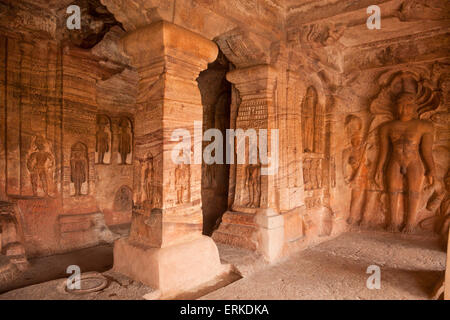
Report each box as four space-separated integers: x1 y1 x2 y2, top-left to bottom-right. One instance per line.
175 151 189 204
71 146 87 196
118 120 131 165
96 122 109 164
375 93 436 233
245 163 261 208
27 136 54 197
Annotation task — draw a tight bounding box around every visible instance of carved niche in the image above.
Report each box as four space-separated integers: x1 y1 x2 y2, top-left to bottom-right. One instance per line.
70 142 88 196
95 115 112 164
301 85 326 210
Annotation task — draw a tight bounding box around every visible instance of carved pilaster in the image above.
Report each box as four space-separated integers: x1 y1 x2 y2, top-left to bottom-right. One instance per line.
226 65 278 212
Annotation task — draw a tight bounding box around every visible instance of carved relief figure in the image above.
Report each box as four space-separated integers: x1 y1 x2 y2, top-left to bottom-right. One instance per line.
96 115 110 164
342 115 370 225
375 93 436 233
70 143 88 196
143 154 154 204
175 150 190 205
245 163 261 208
114 185 133 212
312 159 323 189
302 86 318 153
427 170 450 246
118 117 132 165
26 136 54 197
303 159 312 190
330 156 336 188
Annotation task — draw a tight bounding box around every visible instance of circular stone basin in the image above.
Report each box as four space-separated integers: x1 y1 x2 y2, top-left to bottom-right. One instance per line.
64 272 109 294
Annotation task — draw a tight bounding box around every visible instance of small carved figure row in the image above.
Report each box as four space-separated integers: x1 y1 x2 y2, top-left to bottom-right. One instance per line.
303 158 323 191
95 115 133 165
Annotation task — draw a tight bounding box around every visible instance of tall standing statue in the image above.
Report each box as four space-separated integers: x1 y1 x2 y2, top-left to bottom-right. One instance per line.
118 118 132 165
96 119 110 164
27 136 54 197
343 115 370 225
70 143 88 196
375 93 436 233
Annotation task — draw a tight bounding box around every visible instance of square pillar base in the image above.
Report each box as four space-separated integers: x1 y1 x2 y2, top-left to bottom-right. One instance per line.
113 235 228 297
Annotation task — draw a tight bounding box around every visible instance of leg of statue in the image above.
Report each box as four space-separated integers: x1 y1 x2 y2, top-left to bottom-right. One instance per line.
252 183 258 207
247 183 253 207
39 170 48 195
31 173 38 196
386 162 403 232
75 181 81 196
403 162 425 234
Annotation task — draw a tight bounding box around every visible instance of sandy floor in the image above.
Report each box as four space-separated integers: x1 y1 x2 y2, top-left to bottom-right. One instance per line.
201 230 446 300
0 230 446 300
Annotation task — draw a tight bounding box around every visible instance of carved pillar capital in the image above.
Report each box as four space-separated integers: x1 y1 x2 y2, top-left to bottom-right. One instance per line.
226 64 277 98
121 20 218 76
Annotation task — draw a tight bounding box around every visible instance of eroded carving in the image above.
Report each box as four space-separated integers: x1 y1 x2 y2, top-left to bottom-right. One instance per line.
342 115 370 225
245 163 261 208
114 185 132 212
26 136 54 197
70 142 88 196
175 151 190 205
118 117 132 165
96 115 111 164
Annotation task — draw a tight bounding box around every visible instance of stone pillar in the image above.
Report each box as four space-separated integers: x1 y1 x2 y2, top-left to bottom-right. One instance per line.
213 65 284 262
113 21 227 297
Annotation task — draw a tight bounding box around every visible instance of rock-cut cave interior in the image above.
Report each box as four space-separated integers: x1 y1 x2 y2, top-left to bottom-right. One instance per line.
0 0 449 301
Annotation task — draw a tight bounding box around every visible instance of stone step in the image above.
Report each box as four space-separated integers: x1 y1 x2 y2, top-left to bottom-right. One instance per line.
213 230 258 251
221 211 257 226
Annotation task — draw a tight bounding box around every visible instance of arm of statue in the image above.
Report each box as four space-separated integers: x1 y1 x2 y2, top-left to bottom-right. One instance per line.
375 125 389 188
421 126 436 188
